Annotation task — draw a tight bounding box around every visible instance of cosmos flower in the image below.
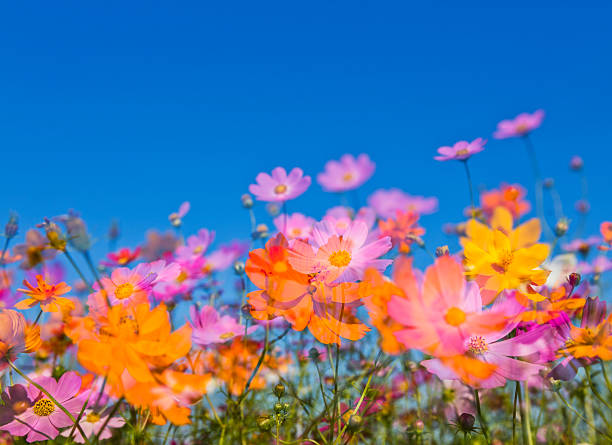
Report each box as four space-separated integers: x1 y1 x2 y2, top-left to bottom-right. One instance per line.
578 256 612 276
0 309 40 370
140 230 180 261
16 275 75 313
561 236 601 256
378 210 425 254
288 220 392 284
189 305 257 346
175 229 215 261
60 408 125 443
102 247 141 267
479 183 530 220
368 189 438 219
249 167 311 202
0 372 85 443
317 154 375 192
204 240 250 273
434 138 486 162
493 110 545 139
274 213 316 240
460 206 550 303
322 206 376 236
13 229 56 270
600 221 612 245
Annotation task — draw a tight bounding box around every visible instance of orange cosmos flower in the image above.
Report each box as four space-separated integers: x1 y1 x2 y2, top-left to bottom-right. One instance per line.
480 183 530 220
16 275 75 313
515 285 585 324
246 234 369 345
559 315 612 361
67 302 191 396
601 221 612 247
378 211 425 254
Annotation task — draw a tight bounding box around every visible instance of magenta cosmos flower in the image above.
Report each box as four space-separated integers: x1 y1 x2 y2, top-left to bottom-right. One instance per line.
368 188 438 219
175 228 215 261
274 212 316 240
1 372 84 443
494 110 545 139
288 219 392 284
249 167 311 202
434 138 486 162
189 305 257 346
317 154 375 192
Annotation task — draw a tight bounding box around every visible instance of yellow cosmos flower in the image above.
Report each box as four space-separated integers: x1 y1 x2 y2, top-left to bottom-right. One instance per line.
460 207 550 303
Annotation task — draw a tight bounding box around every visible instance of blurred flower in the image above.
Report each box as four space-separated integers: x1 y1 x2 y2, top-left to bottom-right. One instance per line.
378 210 425 254
189 305 256 346
561 236 601 257
480 183 530 220
0 310 40 370
273 213 315 240
569 155 583 171
175 229 215 261
13 229 56 270
16 275 74 313
249 167 311 202
102 247 141 267
317 154 375 192
600 221 612 245
368 188 438 219
55 210 92 252
140 230 180 262
574 199 590 214
60 408 125 443
577 256 612 275
493 109 545 139
434 138 486 162
169 201 190 227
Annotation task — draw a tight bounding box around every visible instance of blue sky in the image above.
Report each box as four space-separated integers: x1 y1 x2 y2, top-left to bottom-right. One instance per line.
1 1 611 268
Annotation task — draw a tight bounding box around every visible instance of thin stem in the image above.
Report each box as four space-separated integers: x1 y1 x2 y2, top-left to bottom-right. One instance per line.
601 361 612 395
585 366 612 410
95 397 124 443
512 381 519 445
8 361 91 445
473 389 490 445
522 135 554 241
205 393 224 427
521 382 534 445
238 323 269 402
64 250 91 290
462 160 476 219
555 390 612 440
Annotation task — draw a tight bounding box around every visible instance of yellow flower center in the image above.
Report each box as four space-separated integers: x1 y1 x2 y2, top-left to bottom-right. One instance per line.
272 261 288 274
33 398 55 416
274 184 287 194
456 148 469 156
497 251 514 271
86 412 101 423
291 228 302 237
193 246 204 254
343 172 353 182
115 283 134 300
176 271 188 283
467 335 489 354
220 332 235 340
328 250 352 268
444 307 466 327
516 123 529 133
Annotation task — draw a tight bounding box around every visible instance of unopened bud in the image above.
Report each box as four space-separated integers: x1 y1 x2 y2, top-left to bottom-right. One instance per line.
435 245 449 257
570 155 583 171
108 219 120 241
241 193 254 209
233 261 245 275
554 218 570 237
273 383 285 399
266 203 280 217
457 413 475 432
567 272 581 288
257 415 274 431
549 377 562 392
575 200 590 214
415 420 425 432
273 402 283 414
543 178 554 189
254 223 269 240
347 414 363 432
308 347 320 361
4 213 18 239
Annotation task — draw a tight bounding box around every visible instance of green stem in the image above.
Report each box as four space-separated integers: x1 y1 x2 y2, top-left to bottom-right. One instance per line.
555 390 612 440
64 250 91 290
474 389 490 445
462 160 476 219
521 382 534 445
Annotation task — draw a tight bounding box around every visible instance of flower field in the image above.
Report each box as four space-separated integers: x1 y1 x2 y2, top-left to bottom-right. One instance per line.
1 110 611 444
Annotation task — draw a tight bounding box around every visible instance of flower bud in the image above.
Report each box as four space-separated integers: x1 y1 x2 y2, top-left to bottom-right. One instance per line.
273 383 285 399
554 218 570 237
415 420 425 432
457 413 475 432
273 402 283 414
4 212 18 239
108 219 120 241
253 223 269 240
570 155 583 171
266 203 280 217
241 193 254 209
347 414 363 432
308 347 321 361
567 272 581 288
435 245 449 257
256 415 274 431
233 261 245 275
575 200 590 214
543 178 554 189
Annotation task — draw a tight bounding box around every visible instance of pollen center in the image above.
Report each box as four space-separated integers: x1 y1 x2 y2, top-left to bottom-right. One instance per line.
115 283 134 300
444 307 466 326
516 123 529 134
342 173 353 182
274 184 287 194
328 250 352 268
456 148 469 156
467 335 489 354
86 412 101 423
497 251 514 271
220 332 235 340
33 398 55 416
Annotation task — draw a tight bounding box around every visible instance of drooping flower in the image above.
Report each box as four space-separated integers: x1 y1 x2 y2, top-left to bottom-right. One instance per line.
317 154 375 192
461 206 550 303
102 247 141 267
274 213 316 240
140 230 180 261
60 409 125 443
249 167 311 202
434 138 486 162
378 210 425 254
368 189 438 219
168 201 190 227
288 220 392 284
0 309 40 369
0 372 84 443
493 110 545 139
189 305 257 346
15 275 75 313
0 384 31 427
246 234 370 345
479 183 530 220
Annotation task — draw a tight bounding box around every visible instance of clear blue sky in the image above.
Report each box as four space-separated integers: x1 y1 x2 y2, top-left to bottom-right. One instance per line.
1 1 611 265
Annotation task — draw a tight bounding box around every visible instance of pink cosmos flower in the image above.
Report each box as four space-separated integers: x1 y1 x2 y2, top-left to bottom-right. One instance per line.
0 384 31 427
61 408 125 443
288 219 392 284
323 206 376 236
175 229 215 261
88 260 181 312
249 167 311 202
561 236 601 256
317 154 375 192
273 213 316 240
434 138 486 162
1 372 85 443
494 110 545 139
578 256 612 275
189 305 257 346
204 241 250 273
0 309 29 370
368 188 438 219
